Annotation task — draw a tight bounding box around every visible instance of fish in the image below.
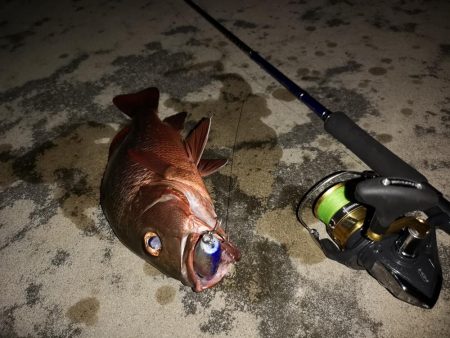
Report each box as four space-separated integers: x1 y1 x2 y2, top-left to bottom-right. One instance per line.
100 87 240 291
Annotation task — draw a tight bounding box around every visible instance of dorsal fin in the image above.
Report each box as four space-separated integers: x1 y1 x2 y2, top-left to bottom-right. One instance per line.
112 87 159 118
184 118 210 165
128 149 191 180
163 112 187 132
198 159 227 177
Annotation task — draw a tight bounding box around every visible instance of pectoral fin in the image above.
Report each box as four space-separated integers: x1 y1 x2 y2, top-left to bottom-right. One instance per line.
128 149 191 180
198 159 228 177
128 149 169 177
185 118 210 165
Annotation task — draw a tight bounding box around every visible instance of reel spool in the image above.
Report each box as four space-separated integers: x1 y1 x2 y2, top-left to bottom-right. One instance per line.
297 171 368 248
313 181 366 249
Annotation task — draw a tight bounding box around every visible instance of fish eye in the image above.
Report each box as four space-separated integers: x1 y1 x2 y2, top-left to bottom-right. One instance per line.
144 231 161 256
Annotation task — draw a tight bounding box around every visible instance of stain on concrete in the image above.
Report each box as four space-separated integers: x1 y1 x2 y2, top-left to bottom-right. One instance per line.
26 283 42 307
233 20 257 29
156 286 176 305
299 275 383 337
301 7 322 22
326 18 349 27
66 297 100 326
297 68 310 77
0 144 15 187
368 67 387 76
272 88 296 102
111 273 123 289
51 249 70 266
392 6 423 16
0 30 35 52
143 263 163 277
34 123 115 238
145 41 162 50
375 133 393 144
33 17 51 27
162 25 198 35
401 108 413 116
325 60 363 78
415 125 436 137
0 182 55 251
307 86 380 121
440 44 450 56
200 309 234 334
0 305 21 338
391 22 417 33
256 206 324 263
422 159 450 172
166 73 281 199
439 243 450 302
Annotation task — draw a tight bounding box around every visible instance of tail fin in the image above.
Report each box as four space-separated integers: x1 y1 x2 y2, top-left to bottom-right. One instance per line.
112 87 160 118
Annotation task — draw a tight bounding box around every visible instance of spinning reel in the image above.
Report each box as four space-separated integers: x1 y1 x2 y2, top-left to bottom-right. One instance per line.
297 170 448 308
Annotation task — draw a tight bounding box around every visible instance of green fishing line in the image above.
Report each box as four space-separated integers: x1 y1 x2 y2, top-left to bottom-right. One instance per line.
315 185 349 224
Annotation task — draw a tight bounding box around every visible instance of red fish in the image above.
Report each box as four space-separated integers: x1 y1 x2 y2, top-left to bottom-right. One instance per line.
100 87 240 291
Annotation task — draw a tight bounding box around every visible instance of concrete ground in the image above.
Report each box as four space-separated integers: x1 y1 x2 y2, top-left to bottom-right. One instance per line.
1 0 449 337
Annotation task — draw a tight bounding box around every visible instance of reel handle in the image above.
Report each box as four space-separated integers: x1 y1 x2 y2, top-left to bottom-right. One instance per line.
324 112 427 182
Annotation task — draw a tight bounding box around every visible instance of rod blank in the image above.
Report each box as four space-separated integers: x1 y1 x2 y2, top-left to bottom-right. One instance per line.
185 0 332 121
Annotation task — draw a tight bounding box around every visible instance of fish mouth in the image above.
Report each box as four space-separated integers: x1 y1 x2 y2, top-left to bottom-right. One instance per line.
184 229 240 292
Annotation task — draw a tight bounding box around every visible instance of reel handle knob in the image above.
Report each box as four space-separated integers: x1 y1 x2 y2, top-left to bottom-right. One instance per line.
397 226 429 258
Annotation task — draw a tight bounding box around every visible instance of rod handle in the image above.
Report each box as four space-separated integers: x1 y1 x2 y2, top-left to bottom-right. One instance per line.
324 112 427 182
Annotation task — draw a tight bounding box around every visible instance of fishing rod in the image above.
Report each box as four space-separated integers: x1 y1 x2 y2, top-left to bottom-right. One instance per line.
185 0 450 308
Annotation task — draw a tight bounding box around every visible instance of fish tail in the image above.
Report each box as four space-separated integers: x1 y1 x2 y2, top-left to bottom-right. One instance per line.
112 87 160 118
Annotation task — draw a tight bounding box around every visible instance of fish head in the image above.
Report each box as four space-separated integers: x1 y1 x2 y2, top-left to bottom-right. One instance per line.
137 187 240 291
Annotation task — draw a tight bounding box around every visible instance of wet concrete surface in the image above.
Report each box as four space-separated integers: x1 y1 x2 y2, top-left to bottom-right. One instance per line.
1 0 449 337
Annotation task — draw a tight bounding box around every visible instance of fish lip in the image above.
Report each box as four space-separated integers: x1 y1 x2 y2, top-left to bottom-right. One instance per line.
184 228 240 292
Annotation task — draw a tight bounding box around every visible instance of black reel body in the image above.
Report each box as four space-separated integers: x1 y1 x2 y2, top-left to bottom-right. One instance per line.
297 171 443 308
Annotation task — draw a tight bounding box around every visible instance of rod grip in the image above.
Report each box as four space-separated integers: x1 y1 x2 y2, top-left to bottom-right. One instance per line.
324 112 427 182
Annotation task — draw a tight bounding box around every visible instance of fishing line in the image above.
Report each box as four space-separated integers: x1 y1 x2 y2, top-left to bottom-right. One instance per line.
223 95 249 233
169 0 249 233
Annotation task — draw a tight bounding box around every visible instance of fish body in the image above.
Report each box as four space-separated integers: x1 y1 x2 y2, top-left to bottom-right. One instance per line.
100 87 240 291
